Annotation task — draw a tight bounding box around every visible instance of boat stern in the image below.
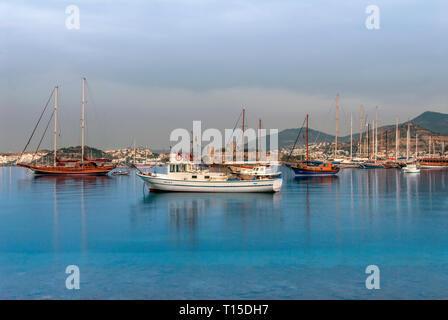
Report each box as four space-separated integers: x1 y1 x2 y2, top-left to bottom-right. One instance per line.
273 178 283 192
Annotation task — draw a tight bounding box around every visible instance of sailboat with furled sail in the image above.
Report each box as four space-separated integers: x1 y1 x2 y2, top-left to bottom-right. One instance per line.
290 114 340 177
17 78 116 175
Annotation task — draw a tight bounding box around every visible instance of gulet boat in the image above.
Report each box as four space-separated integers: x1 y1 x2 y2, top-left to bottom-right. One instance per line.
17 78 116 175
419 158 448 169
290 115 340 177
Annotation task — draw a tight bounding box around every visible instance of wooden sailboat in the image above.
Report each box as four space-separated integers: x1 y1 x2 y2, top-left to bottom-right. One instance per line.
291 114 340 177
17 78 116 175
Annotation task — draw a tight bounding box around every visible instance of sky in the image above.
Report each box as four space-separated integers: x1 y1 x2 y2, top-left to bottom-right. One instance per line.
1 0 448 152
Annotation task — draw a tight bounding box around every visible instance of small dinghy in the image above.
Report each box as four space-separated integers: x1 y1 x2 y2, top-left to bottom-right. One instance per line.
112 169 130 176
402 163 420 173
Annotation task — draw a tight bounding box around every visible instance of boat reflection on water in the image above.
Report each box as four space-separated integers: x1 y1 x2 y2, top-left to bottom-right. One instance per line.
293 175 339 184
132 192 282 245
30 174 112 253
3 166 448 299
30 174 113 192
32 174 112 183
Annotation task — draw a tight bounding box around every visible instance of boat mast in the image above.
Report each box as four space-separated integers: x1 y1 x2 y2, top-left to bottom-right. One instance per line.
364 120 368 156
373 122 376 162
415 132 418 158
428 136 430 157
367 123 370 160
306 114 309 161
371 121 374 161
385 129 388 158
375 106 378 162
335 94 339 158
242 107 245 136
359 105 363 157
380 128 383 154
133 138 136 164
430 136 433 157
54 86 58 167
395 118 399 161
406 122 410 160
81 77 86 162
350 112 353 160
242 107 245 161
258 118 261 161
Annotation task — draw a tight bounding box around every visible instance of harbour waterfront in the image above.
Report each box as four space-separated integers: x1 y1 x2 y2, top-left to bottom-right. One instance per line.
1 166 447 299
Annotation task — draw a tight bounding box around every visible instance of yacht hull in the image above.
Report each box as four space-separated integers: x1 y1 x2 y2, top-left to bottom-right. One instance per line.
137 173 282 193
402 168 420 173
291 166 340 177
419 165 448 169
17 163 115 175
292 171 339 177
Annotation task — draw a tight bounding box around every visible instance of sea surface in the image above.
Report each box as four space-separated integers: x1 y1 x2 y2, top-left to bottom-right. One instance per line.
0 166 447 299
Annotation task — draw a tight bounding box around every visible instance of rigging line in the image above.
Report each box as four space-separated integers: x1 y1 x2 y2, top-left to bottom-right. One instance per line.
225 109 244 148
58 85 63 137
313 131 321 145
339 105 348 134
31 109 55 163
18 87 55 162
326 95 337 116
286 116 307 162
85 80 99 119
85 79 105 148
85 112 88 149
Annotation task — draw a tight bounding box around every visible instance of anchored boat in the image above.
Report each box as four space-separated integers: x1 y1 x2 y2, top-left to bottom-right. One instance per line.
291 161 340 177
137 161 282 193
419 158 448 169
289 114 340 177
18 158 115 175
228 164 281 180
402 163 420 173
17 78 116 175
359 161 385 169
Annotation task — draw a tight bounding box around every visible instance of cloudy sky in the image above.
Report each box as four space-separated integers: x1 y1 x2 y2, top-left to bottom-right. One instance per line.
1 0 447 152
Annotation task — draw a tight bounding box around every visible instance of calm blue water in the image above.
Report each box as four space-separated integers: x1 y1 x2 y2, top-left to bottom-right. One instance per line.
0 166 447 299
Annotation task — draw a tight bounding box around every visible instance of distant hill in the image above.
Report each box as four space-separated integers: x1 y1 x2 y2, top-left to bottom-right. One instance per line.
277 111 448 151
37 146 111 163
410 111 448 136
276 127 334 149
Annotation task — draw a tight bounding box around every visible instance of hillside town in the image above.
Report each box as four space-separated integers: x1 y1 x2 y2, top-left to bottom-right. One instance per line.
0 147 166 167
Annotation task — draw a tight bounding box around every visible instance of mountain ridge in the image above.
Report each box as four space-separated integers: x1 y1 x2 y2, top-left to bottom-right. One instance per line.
277 111 448 149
